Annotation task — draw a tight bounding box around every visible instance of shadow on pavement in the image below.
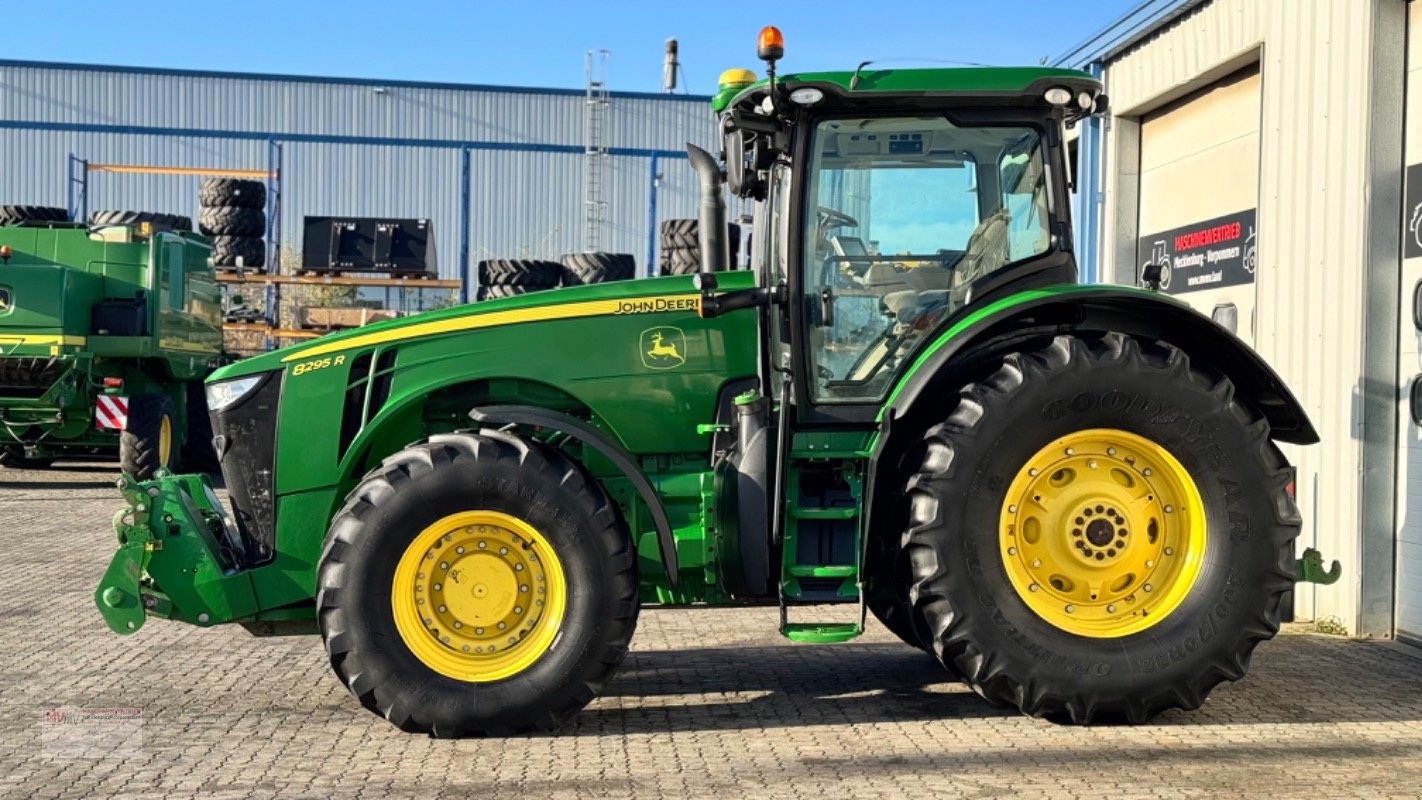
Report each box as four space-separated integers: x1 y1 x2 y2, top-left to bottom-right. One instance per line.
574 635 1422 734
575 643 1010 733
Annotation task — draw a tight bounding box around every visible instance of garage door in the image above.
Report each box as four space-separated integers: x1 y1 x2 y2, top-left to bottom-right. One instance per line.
1136 65 1262 344
1395 2 1422 647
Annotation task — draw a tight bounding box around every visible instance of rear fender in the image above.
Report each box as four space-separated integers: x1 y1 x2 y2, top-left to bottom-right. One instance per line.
881 285 1317 444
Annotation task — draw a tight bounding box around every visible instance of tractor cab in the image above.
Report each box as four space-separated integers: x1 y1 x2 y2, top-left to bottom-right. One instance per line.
691 28 1107 639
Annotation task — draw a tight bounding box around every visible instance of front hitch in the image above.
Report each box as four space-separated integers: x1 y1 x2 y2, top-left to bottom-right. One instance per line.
94 472 258 634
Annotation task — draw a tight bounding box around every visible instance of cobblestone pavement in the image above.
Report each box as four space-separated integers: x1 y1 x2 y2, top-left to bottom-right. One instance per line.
1 463 1420 799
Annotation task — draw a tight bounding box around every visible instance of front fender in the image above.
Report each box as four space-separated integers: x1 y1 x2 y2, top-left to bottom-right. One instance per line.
882 285 1317 445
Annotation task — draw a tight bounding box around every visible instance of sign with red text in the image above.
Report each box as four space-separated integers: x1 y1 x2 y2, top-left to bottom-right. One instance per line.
1137 209 1257 295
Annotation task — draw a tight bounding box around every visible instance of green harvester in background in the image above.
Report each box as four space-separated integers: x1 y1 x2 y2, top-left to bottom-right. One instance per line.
95 26 1338 736
0 211 221 476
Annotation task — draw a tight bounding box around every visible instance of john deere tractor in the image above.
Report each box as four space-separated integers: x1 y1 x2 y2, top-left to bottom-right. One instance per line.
96 28 1330 735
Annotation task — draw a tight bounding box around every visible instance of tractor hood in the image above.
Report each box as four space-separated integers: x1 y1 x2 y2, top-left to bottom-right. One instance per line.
207 272 757 382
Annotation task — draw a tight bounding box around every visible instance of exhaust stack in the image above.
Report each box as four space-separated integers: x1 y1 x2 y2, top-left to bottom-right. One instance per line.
686 144 727 274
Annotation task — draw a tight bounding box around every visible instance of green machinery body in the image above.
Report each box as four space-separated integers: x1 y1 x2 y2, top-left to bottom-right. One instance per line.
94 63 1322 644
0 223 222 459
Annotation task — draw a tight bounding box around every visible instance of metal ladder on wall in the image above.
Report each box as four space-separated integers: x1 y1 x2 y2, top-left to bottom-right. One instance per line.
583 50 610 253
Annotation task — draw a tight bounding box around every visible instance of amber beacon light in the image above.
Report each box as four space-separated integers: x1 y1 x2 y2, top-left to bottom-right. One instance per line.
757 26 785 62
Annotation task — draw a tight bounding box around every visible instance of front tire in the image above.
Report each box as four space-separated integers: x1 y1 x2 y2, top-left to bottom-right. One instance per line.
904 333 1299 723
316 431 638 736
119 394 177 479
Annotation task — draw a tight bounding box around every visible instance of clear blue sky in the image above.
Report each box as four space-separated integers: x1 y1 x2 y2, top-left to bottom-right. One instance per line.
7 1 1135 93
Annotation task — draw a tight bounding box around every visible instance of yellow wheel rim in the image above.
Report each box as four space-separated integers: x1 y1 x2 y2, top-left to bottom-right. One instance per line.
391 510 566 682
158 415 172 467
999 429 1206 638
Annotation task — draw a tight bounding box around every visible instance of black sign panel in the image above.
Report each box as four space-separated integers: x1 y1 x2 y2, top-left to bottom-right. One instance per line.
1137 209 1257 295
1404 163 1422 260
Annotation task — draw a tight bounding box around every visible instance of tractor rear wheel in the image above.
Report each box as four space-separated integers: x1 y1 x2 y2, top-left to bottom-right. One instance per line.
119 394 178 480
316 431 639 736
903 333 1299 723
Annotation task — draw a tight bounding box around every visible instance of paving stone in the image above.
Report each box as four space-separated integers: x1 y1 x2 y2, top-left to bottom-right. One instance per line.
1 463 1420 798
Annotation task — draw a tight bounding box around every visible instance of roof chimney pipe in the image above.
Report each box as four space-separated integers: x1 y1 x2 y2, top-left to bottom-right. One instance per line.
663 39 679 93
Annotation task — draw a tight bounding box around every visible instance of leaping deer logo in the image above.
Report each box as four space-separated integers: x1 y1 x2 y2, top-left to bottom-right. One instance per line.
641 327 687 369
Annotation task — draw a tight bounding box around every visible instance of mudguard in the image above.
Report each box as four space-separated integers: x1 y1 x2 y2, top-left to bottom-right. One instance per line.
881 285 1318 445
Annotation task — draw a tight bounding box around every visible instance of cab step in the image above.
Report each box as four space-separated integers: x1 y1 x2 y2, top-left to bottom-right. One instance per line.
781 622 861 643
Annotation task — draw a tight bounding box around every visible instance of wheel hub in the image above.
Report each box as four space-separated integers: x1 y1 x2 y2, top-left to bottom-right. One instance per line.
999 429 1206 638
391 511 565 681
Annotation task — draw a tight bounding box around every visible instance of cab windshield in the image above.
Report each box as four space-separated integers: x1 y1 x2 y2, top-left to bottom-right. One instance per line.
802 115 1052 403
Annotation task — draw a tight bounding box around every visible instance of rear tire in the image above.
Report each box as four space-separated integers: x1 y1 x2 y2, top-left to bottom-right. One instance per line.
560 252 636 285
198 206 265 237
0 205 67 225
89 210 192 231
316 431 639 736
119 394 178 480
198 178 267 209
903 333 1299 723
209 236 267 269
477 259 561 288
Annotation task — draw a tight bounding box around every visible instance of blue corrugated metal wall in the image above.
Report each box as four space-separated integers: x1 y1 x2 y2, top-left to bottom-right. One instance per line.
0 60 721 283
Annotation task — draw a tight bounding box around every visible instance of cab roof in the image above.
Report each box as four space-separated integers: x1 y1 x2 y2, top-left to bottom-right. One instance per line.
712 66 1098 113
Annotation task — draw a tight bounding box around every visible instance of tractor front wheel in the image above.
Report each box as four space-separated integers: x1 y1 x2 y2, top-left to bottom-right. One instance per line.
316 431 639 736
119 394 177 480
904 333 1299 722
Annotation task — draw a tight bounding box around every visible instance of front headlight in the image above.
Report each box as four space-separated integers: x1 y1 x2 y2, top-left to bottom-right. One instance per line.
205 375 264 413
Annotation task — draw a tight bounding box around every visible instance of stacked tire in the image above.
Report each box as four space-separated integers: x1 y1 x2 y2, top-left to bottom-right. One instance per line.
476 259 561 300
0 205 68 226
658 219 741 275
560 252 636 286
89 210 193 232
198 178 267 271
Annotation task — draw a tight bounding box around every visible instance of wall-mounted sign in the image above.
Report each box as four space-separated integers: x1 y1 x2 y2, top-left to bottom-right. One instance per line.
1404 163 1422 260
1137 209 1257 295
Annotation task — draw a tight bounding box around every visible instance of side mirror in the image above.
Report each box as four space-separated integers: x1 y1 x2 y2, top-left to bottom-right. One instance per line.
724 129 767 200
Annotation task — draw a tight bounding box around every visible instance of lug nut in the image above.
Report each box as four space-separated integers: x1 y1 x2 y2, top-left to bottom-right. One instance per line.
1107 447 1116 456
1106 604 1116 613
1164 547 1174 556
1029 584 1040 592
1007 547 1017 556
1164 505 1173 513
1065 605 1075 613
1065 447 1075 456
1144 584 1153 593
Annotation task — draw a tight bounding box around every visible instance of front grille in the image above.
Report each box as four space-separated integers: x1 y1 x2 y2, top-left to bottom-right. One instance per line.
211 372 281 564
0 357 66 399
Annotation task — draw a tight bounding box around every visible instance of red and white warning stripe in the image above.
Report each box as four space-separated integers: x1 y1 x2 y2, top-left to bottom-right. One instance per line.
95 395 129 430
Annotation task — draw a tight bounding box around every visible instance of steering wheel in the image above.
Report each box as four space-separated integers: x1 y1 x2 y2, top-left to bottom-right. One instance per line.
817 206 860 231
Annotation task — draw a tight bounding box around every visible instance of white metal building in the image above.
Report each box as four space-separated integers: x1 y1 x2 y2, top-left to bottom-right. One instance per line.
1058 0 1417 642
0 59 719 289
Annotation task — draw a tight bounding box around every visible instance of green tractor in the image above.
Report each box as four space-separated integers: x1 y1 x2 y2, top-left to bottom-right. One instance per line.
96 29 1329 735
0 211 222 476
